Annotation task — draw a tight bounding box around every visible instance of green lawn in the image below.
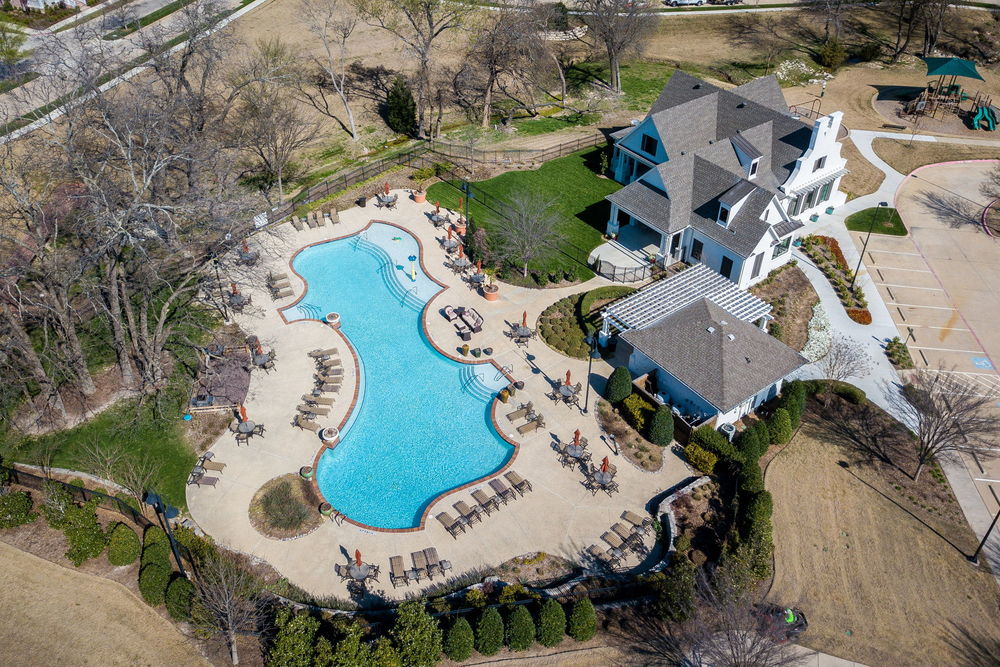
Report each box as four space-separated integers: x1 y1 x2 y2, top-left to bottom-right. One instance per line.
845 207 907 236
426 147 621 282
510 112 600 137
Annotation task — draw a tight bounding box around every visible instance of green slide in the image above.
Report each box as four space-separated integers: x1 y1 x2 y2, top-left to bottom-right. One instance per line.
973 105 997 131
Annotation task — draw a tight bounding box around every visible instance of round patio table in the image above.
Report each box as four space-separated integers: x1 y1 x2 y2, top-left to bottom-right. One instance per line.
253 353 270 367
245 335 259 347
192 465 206 477
229 293 247 307
593 471 614 486
470 273 485 285
566 445 586 459
558 385 574 397
429 213 449 225
453 256 470 268
348 564 371 581
514 325 532 338
442 239 458 250
237 420 256 434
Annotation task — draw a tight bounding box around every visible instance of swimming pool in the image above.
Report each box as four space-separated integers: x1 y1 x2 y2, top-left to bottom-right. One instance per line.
283 223 514 530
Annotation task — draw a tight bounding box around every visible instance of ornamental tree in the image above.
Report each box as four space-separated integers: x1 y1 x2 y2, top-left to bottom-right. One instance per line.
506 605 535 652
536 599 566 647
444 616 475 662
606 366 633 404
567 598 596 642
475 607 504 656
391 600 442 667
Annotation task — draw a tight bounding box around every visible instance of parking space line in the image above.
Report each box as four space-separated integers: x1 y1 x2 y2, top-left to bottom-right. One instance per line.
909 345 985 353
875 283 944 291
887 302 957 310
974 478 1000 483
904 324 971 332
873 267 932 273
868 250 921 256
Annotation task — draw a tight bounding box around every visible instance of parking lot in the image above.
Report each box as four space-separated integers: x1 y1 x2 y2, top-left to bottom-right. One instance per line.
854 161 1000 515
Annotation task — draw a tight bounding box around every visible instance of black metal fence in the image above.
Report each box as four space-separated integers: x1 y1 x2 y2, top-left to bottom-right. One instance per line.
595 259 655 283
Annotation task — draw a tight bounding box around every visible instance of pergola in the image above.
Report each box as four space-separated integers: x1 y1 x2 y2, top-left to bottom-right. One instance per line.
601 263 772 337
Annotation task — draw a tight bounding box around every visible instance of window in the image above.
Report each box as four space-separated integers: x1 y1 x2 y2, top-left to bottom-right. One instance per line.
772 237 791 258
691 238 703 261
819 181 833 204
749 159 759 179
720 256 734 280
751 252 764 279
762 208 769 222
635 162 652 178
813 156 826 172
718 204 730 226
787 196 803 217
804 188 818 209
641 134 658 156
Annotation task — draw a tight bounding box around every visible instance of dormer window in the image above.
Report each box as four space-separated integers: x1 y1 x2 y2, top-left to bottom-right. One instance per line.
718 203 731 227
641 134 658 156
813 156 826 172
748 159 759 179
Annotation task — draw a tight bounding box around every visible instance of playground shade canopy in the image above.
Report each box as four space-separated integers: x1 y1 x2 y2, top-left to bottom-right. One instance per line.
921 57 984 82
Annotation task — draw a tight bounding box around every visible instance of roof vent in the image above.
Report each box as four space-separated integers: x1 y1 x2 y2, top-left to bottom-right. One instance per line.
737 102 746 109
727 333 736 341
680 151 685 155
706 326 716 334
745 356 752 364
720 319 728 325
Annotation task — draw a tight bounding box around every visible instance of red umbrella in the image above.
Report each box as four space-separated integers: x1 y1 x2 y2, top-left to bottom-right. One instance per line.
256 341 263 355
601 457 609 473
565 370 572 386
476 259 482 273
458 196 464 210
435 201 440 213
239 404 248 422
522 311 528 328
241 240 249 253
230 282 238 295
447 227 452 240
573 429 581 446
384 182 390 195
458 244 464 258
354 549 362 567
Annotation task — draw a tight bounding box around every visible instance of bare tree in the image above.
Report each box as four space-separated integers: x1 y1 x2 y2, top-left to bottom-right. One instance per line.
883 0 924 63
728 13 790 75
818 336 870 404
192 554 268 665
353 0 468 138
803 0 858 43
494 193 561 278
299 0 360 140
886 369 999 481
979 162 1000 201
577 0 653 94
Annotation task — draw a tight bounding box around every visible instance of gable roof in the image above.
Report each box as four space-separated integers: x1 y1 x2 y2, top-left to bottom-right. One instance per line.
621 298 806 412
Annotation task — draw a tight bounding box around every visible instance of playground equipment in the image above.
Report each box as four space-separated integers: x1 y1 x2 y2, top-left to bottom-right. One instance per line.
970 92 998 131
901 56 985 120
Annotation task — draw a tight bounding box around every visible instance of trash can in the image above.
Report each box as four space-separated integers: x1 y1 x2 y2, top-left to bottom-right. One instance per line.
356 196 367 208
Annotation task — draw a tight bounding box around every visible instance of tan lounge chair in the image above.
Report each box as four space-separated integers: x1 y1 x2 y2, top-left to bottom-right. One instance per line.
270 278 291 289
193 475 219 488
272 287 293 299
587 544 618 568
291 216 304 231
411 550 429 579
602 531 625 552
505 402 533 423
297 404 330 416
424 547 450 579
302 394 335 406
316 211 327 227
320 358 343 368
516 416 544 435
294 415 321 432
202 460 226 472
454 500 481 525
436 511 465 538
622 510 653 535
472 489 499 515
305 213 317 229
389 555 407 587
504 470 532 495
489 478 516 504
309 347 338 358
318 384 341 393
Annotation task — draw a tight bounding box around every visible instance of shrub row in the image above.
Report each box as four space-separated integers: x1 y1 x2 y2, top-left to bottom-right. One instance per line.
0 490 37 530
606 365 674 446
138 525 173 606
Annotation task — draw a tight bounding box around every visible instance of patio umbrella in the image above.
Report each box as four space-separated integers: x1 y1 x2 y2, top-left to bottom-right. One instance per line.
435 201 440 213
239 404 247 422
384 182 390 196
355 549 362 567
573 429 580 446
522 311 528 328
242 240 249 253
458 196 464 211
565 370 572 386
447 227 452 240
476 260 482 273
230 282 238 295
256 341 263 355
458 244 464 258
601 457 609 473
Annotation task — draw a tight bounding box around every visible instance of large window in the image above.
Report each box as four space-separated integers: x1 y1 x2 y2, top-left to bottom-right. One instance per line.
718 204 730 226
691 238 703 261
772 237 791 258
720 256 734 280
751 253 764 279
641 134 658 156
813 156 826 172
819 181 833 203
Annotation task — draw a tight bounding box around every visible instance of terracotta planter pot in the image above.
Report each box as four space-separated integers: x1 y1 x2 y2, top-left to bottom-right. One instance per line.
413 190 427 203
482 285 500 301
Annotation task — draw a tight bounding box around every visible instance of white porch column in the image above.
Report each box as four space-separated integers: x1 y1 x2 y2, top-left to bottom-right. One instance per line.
599 313 611 345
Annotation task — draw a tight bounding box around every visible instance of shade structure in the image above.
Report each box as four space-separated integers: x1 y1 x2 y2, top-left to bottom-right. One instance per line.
922 56 984 81
522 311 528 328
601 457 609 473
239 405 247 421
565 370 571 386
355 549 362 567
573 429 581 446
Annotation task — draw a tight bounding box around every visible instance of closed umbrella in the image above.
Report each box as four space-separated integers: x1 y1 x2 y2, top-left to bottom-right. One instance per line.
565 370 571 386
447 227 452 240
574 429 581 446
522 311 528 328
384 182 390 196
458 244 464 258
239 405 248 422
476 259 482 273
230 282 238 295
256 341 263 355
355 549 362 567
241 240 249 253
435 201 440 213
601 457 609 473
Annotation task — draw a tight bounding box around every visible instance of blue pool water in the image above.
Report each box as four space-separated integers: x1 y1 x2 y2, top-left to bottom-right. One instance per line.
282 223 514 529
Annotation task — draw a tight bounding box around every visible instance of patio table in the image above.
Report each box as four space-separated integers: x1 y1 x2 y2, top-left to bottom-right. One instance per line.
192 465 206 477
442 239 458 250
228 293 247 307
237 420 256 434
429 213 449 225
513 325 532 338
558 385 575 398
469 273 485 285
593 470 614 486
376 194 397 207
253 353 270 367
566 445 587 459
452 256 470 269
348 563 372 581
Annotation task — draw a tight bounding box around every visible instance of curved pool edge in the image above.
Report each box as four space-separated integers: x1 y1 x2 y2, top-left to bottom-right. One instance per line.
279 219 523 534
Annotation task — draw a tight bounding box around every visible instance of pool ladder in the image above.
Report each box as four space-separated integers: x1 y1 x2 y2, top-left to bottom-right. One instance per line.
460 364 495 402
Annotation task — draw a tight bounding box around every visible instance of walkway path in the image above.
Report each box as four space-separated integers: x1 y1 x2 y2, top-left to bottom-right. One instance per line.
792 130 1000 586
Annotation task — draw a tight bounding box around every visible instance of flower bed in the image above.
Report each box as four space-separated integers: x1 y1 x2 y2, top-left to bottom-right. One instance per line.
800 235 872 325
885 336 915 369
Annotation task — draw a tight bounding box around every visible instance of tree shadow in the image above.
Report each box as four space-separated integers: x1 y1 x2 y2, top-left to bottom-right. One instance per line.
941 620 1000 667
914 190 983 231
810 400 909 470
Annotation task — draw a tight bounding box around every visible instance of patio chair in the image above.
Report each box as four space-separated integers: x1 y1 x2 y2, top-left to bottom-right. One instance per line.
454 322 472 341
235 432 249 445
436 512 465 538
294 415 321 432
612 523 641 547
272 288 293 300
558 448 576 469
309 347 339 358
252 424 266 436
602 531 626 554
442 305 459 321
587 544 619 569
201 460 226 472
194 475 220 488
545 391 560 403
319 365 344 375
291 216 304 231
318 383 341 393
423 547 444 579
603 480 620 496
565 394 580 408
505 402 533 423
514 337 530 348
489 478 516 504
504 471 532 495
471 489 499 515
316 211 327 227
412 550 430 580
305 214 317 229
367 564 380 582
516 416 544 435
390 555 408 588
310 211 322 227
622 510 653 535
335 563 350 582
454 500 482 525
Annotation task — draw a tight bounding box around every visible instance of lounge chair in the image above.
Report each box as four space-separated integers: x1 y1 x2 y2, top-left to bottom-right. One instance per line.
390 555 407 588
309 347 339 358
319 365 344 375
326 210 339 224
602 531 626 554
193 475 219 488
270 271 289 281
294 416 321 432
489 479 516 504
272 288 293 299
517 417 544 435
436 512 465 538
424 547 447 579
318 383 341 393
297 404 330 417
504 471 532 495
505 402 533 423
303 394 335 406
291 216 304 231
442 305 459 321
316 211 327 227
202 459 226 472
320 357 343 368
305 213 317 229
587 544 618 569
269 278 291 289
454 500 482 525
472 489 499 515
412 550 430 580
622 510 653 535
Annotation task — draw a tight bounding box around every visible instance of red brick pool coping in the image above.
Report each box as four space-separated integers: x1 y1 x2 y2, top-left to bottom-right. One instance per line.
277 219 522 534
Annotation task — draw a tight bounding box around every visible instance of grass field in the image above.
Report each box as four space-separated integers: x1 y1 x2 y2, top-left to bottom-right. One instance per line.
845 207 907 236
873 138 1000 177
767 419 1000 666
426 147 621 281
0 541 207 666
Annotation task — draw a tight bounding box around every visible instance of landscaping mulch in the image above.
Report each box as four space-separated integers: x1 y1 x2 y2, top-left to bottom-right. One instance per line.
495 551 577 584
249 474 324 540
595 399 663 472
749 264 819 352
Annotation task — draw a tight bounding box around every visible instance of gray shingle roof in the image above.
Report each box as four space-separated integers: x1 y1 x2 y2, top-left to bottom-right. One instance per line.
731 133 763 160
607 180 674 234
719 179 757 206
773 218 804 238
621 298 806 412
731 76 791 113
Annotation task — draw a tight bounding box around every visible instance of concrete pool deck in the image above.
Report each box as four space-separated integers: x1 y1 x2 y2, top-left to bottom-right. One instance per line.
186 192 690 600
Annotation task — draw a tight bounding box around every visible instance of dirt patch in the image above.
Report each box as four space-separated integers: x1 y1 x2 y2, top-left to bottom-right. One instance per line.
872 138 1000 177
750 264 819 352
495 551 577 584
249 473 324 540
766 400 1000 666
839 136 885 200
669 480 726 567
0 540 208 666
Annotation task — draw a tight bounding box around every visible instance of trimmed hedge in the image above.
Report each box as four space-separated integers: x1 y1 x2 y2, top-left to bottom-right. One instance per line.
476 607 504 656
107 522 141 566
767 408 793 445
648 405 674 446
834 383 866 404
143 525 168 546
61 500 108 567
578 285 635 319
506 605 535 651
165 576 195 620
691 425 738 461
444 617 475 662
622 393 654 432
780 380 806 429
735 426 767 462
0 490 37 529
683 443 718 474
653 556 696 622
606 366 633 404
567 598 596 642
141 541 172 568
738 460 765 496
536 599 566 647
139 563 171 605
